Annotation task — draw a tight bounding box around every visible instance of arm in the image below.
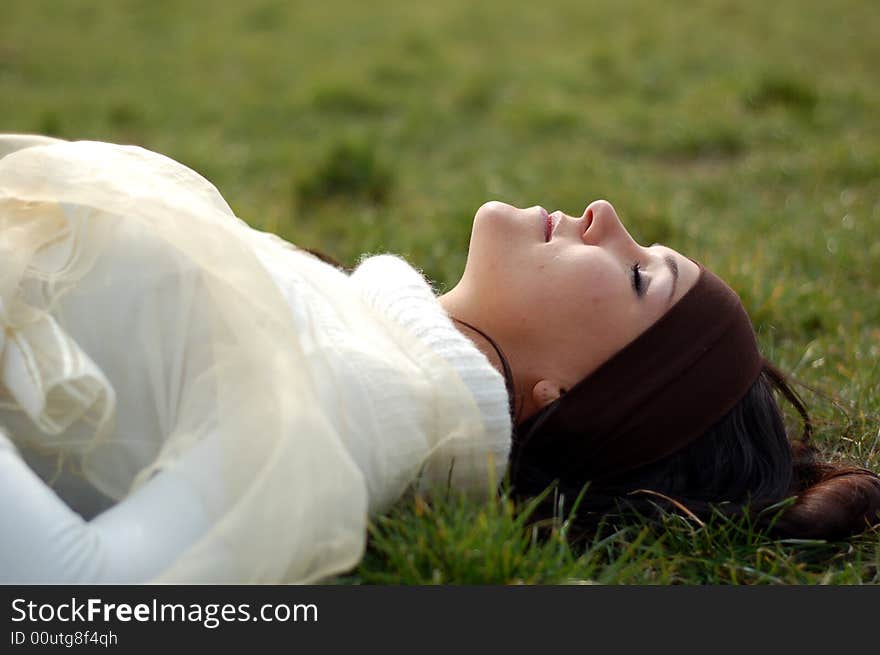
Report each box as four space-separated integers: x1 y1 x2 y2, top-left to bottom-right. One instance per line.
0 139 369 583
0 428 211 584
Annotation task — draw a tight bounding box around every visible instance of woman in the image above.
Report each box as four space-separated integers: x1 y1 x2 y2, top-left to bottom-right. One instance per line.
0 136 876 584
446 201 880 539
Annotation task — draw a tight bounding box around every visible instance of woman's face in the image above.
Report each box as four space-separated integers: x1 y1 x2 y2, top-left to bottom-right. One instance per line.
440 199 701 421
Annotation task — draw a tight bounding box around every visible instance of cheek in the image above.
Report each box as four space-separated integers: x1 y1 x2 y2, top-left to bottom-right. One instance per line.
548 261 619 305
540 267 629 330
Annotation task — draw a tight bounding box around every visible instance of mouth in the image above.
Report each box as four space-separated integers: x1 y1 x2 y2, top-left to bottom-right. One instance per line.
540 206 551 241
541 207 564 242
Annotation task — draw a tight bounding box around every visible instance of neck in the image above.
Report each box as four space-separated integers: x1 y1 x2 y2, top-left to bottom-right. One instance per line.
438 290 511 403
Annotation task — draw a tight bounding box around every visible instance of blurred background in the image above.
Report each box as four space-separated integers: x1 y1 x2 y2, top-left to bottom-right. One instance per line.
2 0 878 447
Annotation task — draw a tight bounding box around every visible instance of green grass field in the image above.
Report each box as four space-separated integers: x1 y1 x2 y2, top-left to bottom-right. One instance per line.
2 0 878 583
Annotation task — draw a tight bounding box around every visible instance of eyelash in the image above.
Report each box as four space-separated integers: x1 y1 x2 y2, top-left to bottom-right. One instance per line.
631 261 644 296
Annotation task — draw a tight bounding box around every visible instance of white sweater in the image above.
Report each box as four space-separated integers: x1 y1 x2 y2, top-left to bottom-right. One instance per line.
249 232 513 513
349 253 512 478
0 136 512 583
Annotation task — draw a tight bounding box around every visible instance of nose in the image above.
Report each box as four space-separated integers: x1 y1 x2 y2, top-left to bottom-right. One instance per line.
584 200 641 246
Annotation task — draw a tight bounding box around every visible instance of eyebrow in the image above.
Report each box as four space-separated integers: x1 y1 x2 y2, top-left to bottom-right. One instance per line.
664 254 679 306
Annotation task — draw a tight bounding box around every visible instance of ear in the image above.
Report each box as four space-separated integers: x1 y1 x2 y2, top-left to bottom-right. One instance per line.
531 379 568 410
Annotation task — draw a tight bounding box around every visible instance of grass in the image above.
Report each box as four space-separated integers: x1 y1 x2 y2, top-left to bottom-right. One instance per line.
345 487 879 585
2 0 878 584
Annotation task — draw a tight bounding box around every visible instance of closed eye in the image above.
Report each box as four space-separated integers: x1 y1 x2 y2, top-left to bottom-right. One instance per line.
631 261 645 297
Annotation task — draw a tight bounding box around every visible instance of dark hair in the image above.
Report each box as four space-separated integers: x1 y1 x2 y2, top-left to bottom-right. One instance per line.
507 358 880 540
458 312 880 540
298 247 352 272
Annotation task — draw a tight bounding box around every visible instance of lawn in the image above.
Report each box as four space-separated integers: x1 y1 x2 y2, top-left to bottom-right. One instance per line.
2 0 878 583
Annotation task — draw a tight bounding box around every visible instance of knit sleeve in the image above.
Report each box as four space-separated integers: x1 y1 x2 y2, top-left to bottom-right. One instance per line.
0 426 210 583
349 254 512 460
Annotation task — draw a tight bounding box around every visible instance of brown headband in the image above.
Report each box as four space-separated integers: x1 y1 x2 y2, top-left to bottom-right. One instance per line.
512 260 765 487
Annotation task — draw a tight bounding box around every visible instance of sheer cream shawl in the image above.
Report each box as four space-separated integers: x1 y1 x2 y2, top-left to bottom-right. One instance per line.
0 137 494 583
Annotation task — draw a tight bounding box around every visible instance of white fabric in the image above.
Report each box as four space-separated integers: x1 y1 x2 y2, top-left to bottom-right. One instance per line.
0 135 511 583
349 254 512 460
0 134 65 159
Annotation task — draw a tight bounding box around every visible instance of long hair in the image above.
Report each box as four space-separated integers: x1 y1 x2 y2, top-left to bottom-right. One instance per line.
496 348 880 540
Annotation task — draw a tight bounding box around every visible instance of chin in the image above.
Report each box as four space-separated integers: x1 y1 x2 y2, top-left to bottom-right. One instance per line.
474 200 519 226
473 201 530 246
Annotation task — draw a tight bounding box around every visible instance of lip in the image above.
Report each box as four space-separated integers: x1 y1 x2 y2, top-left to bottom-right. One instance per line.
541 208 566 242
540 206 551 241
